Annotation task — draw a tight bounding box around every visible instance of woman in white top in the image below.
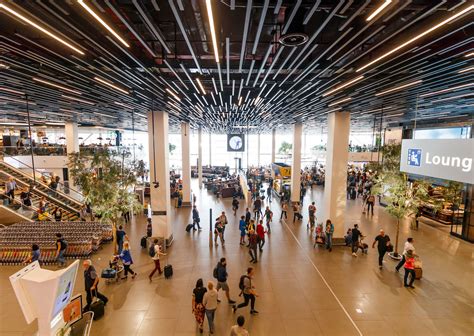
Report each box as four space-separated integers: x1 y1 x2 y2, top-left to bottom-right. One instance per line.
203 281 218 334
396 237 415 272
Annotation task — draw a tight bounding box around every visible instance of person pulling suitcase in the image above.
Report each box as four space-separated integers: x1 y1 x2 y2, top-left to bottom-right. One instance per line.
83 260 108 317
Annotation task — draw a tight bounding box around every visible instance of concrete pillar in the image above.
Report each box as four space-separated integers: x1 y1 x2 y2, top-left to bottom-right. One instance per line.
209 133 212 167
271 129 276 163
291 123 302 203
198 128 203 187
181 122 191 206
65 122 79 154
148 111 173 244
257 133 261 167
323 112 350 238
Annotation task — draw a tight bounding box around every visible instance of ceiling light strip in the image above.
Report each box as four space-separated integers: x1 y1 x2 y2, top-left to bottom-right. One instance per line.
322 76 364 97
33 77 82 94
366 0 392 21
94 77 129 94
375 80 422 96
0 3 84 55
420 82 474 97
196 78 206 95
328 97 352 107
205 0 219 63
357 4 474 72
61 94 95 105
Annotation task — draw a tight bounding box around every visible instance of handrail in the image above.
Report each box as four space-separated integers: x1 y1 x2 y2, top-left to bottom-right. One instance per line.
0 155 84 205
1 196 54 221
1 170 79 216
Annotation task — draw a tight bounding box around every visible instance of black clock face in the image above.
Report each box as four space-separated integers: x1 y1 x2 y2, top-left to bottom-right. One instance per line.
227 134 245 152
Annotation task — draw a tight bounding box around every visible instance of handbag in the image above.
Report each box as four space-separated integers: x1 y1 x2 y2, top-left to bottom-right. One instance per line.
386 243 394 252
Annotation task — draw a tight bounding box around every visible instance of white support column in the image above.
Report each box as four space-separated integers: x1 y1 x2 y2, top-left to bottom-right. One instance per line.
323 112 350 238
291 123 302 203
65 122 79 154
198 128 203 187
181 122 191 206
271 129 276 163
148 111 172 244
209 133 212 167
257 133 261 167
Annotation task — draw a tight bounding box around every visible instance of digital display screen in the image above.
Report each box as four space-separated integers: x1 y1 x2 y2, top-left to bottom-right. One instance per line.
52 264 77 318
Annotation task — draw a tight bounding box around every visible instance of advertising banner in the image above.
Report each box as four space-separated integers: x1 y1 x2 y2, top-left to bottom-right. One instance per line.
400 139 474 184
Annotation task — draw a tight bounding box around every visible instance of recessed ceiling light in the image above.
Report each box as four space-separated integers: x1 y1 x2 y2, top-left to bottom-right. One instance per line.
94 77 129 94
77 0 130 48
0 3 84 55
33 77 82 94
357 4 474 72
366 0 392 21
375 80 422 96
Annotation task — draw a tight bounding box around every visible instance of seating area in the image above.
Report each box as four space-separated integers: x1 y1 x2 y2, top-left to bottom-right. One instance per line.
0 221 112 265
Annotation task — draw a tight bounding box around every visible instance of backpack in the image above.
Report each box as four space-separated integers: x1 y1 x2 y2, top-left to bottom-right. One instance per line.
148 244 155 257
61 239 68 251
367 195 375 203
213 264 219 279
239 275 249 291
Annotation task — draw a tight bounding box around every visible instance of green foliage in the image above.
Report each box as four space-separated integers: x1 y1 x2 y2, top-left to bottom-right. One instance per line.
68 149 143 225
278 141 292 155
169 143 176 154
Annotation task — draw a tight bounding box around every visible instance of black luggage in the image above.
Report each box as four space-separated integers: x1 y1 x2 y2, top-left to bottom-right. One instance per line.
101 268 116 279
89 291 105 320
140 236 147 248
185 224 193 232
164 264 173 278
350 188 356 200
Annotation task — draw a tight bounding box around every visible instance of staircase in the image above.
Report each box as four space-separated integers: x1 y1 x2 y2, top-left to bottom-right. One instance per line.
0 161 82 221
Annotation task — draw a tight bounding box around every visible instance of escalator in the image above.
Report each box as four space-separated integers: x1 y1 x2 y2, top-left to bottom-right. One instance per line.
0 160 82 221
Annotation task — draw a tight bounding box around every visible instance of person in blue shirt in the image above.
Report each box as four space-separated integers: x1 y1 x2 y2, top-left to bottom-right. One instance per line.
118 241 137 279
24 244 41 264
116 226 128 254
239 216 247 245
192 205 202 230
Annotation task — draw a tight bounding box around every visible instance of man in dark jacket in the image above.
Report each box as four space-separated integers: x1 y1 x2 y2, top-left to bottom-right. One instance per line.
215 257 236 304
192 205 201 230
83 259 108 311
351 224 361 256
245 208 251 225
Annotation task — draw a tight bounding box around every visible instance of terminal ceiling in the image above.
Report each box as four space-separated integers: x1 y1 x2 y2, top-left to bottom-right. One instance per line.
0 1 473 133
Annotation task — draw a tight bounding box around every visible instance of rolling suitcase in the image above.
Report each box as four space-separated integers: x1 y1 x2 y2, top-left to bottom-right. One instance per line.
140 236 147 248
164 264 173 279
185 224 193 232
414 259 422 279
89 290 105 320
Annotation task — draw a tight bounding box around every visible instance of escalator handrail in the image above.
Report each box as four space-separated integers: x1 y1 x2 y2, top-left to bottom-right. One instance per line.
1 170 80 217
1 196 54 221
0 156 83 207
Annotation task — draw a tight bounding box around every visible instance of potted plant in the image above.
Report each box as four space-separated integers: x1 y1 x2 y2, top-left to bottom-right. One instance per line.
68 149 142 254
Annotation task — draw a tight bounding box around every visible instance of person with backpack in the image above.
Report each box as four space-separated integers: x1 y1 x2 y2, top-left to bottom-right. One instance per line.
325 219 335 252
366 193 376 215
256 220 266 251
232 198 239 216
248 229 258 263
192 205 202 230
280 201 288 220
372 229 391 269
264 206 273 232
118 241 137 279
83 259 108 312
116 225 128 254
203 281 218 334
239 216 247 245
214 257 236 304
148 239 167 281
55 233 67 267
192 278 207 334
233 267 258 315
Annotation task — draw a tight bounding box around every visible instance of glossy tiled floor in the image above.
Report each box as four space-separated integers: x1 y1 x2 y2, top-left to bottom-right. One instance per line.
0 179 473 336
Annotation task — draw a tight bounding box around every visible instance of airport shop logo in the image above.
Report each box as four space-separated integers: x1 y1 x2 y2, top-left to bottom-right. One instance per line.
408 148 472 172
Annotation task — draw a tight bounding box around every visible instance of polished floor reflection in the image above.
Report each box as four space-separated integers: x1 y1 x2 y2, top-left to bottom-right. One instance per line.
0 179 473 336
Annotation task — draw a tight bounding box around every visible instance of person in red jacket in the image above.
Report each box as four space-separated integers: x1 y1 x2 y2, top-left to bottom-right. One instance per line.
256 220 266 251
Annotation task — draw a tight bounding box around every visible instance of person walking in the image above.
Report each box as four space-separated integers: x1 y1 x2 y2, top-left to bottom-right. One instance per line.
396 237 415 272
293 202 303 222
253 197 262 220
192 278 207 334
248 229 258 263
264 206 273 233
218 211 228 242
403 250 416 288
233 267 258 315
351 224 361 257
23 244 41 264
308 202 316 230
203 281 218 334
116 225 128 254
230 315 249 336
55 233 67 267
239 216 247 245
215 258 236 304
266 185 272 203
366 193 376 216
256 220 266 251
214 218 225 246
245 208 251 226
372 229 391 269
280 201 288 220
118 241 137 279
149 239 167 281
192 205 202 230
83 259 108 311
232 198 239 216
325 219 334 252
